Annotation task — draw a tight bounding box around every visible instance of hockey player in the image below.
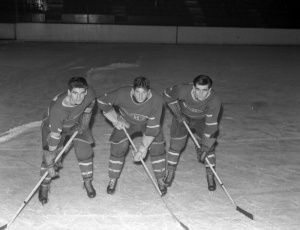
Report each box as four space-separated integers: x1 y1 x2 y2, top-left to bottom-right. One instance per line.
163 75 221 192
39 77 97 204
97 76 167 196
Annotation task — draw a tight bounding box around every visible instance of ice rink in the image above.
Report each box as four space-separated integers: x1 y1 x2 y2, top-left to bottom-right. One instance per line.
0 42 300 230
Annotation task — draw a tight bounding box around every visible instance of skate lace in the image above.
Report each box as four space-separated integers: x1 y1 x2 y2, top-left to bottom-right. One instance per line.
168 170 174 179
109 179 115 189
207 174 214 184
84 181 94 191
40 184 50 196
157 178 166 187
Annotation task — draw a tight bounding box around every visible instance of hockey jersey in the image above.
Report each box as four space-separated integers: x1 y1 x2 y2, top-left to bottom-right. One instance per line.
97 86 163 137
42 86 96 147
164 83 221 136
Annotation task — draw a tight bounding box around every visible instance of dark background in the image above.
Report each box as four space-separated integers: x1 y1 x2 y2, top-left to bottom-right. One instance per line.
1 0 299 28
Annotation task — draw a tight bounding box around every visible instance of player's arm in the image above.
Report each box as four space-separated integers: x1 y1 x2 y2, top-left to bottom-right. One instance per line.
133 99 162 161
97 91 129 130
76 99 95 134
163 85 187 124
197 97 221 163
47 109 63 151
43 109 64 177
203 96 221 138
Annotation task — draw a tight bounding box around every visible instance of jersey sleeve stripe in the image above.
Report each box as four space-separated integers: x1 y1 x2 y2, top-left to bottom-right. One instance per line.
169 101 178 105
97 99 108 105
147 124 160 128
206 122 218 126
164 90 171 98
84 107 92 113
50 133 61 140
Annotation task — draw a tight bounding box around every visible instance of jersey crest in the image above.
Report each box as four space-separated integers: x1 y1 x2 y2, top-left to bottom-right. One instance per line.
120 109 148 122
182 102 207 113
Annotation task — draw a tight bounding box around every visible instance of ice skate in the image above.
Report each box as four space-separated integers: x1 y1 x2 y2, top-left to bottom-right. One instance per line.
107 178 117 195
38 183 49 205
157 178 167 196
83 180 96 198
207 174 216 194
163 169 175 187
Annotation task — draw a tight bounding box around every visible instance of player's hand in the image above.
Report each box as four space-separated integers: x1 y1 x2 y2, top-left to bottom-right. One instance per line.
43 149 59 177
196 145 210 163
69 123 82 135
132 145 147 162
114 116 130 130
175 114 188 124
196 137 216 164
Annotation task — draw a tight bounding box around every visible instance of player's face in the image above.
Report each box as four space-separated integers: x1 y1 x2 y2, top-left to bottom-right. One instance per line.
133 87 150 103
193 84 210 101
68 88 87 105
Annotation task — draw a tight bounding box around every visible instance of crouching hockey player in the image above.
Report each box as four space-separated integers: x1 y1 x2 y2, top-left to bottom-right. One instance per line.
97 76 168 196
163 75 221 192
39 77 97 204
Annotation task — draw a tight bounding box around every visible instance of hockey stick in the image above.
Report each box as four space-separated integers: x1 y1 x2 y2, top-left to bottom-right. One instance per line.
183 121 254 220
0 131 78 230
123 128 189 230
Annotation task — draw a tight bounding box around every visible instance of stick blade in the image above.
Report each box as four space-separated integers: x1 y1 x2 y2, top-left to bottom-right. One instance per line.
0 224 7 230
236 206 254 220
179 222 189 230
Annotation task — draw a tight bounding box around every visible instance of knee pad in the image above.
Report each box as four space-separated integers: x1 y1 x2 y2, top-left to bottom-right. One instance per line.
73 140 93 161
74 129 94 144
170 135 187 152
110 139 129 158
149 141 165 157
205 152 216 168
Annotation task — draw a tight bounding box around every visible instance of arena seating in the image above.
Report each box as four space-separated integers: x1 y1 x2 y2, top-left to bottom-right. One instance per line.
0 0 299 28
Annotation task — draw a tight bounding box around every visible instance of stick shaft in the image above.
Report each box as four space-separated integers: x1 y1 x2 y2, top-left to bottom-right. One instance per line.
123 128 163 195
183 121 254 220
182 121 237 208
6 131 78 229
123 128 189 229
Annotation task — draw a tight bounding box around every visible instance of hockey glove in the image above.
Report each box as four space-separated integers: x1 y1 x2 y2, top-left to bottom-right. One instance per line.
114 115 130 130
168 101 188 124
175 113 188 124
43 149 59 178
196 137 216 164
77 112 92 134
132 144 148 162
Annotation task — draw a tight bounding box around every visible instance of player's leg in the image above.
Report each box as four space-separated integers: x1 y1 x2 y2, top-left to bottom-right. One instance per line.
205 151 216 191
73 129 96 198
148 132 167 196
107 128 129 195
164 117 188 187
39 125 66 204
194 119 217 191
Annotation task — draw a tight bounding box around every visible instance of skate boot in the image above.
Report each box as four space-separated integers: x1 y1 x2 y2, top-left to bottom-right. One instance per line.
38 183 49 205
157 178 167 196
84 180 96 198
163 169 175 187
107 178 117 195
207 174 216 192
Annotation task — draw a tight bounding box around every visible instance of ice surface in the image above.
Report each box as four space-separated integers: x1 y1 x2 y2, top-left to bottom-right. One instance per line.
0 43 300 230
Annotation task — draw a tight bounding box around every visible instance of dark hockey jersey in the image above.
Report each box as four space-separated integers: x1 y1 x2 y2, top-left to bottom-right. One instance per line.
97 86 163 137
164 83 221 136
42 86 96 147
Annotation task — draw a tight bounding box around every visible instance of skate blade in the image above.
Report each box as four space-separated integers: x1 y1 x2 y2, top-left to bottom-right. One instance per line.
40 198 48 206
209 191 215 195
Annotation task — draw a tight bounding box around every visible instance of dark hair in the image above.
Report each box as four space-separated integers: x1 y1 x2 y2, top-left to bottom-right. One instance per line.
133 76 150 90
193 75 213 88
68 77 88 91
